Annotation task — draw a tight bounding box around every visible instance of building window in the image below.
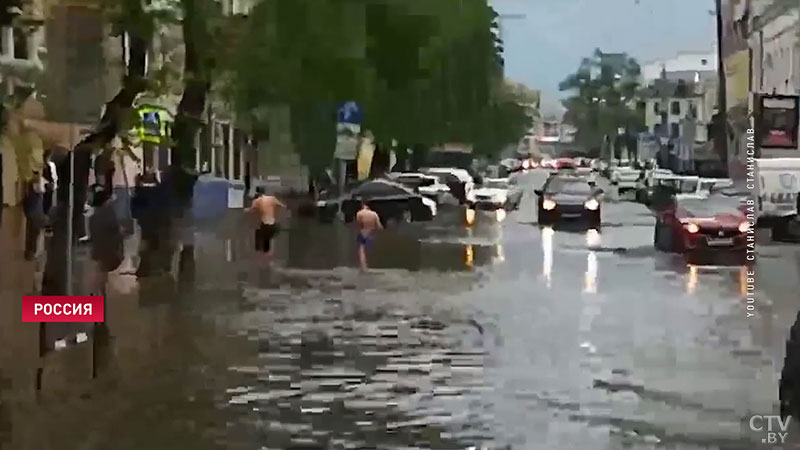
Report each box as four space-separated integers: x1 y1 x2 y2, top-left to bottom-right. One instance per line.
12 27 27 60
653 102 660 114
671 101 680 115
670 123 680 138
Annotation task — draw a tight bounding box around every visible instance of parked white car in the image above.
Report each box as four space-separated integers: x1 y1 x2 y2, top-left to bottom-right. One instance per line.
610 166 642 194
387 172 452 204
674 177 733 200
420 167 476 205
473 177 523 210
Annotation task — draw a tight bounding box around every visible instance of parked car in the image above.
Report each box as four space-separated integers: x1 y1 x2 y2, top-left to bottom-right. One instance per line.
653 195 750 262
420 167 476 205
473 177 523 210
338 179 437 226
675 177 734 200
535 174 604 229
553 158 576 170
610 165 643 196
387 172 452 204
635 168 675 204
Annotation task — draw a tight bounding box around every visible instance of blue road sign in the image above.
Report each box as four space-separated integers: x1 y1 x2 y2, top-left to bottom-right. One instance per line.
337 101 362 124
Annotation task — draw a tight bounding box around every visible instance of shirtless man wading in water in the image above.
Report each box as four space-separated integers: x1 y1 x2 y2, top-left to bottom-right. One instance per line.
246 187 286 260
355 200 382 271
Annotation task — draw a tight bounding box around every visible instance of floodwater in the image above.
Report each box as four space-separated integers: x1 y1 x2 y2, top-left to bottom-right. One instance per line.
1 169 799 449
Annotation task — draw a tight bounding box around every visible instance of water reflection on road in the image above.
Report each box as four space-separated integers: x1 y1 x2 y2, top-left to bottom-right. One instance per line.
541 226 553 288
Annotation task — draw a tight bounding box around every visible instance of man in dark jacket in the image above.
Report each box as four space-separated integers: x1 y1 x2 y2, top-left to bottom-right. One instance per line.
88 184 123 295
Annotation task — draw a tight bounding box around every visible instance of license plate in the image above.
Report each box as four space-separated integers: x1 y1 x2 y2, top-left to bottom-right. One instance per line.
562 213 581 218
706 237 734 246
778 204 794 210
316 201 327 207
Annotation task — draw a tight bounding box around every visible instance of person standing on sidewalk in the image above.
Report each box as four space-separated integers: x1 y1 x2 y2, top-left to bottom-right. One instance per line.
23 171 46 260
42 149 58 224
87 184 123 296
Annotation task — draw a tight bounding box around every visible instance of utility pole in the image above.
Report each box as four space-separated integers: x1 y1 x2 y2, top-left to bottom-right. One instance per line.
715 0 729 173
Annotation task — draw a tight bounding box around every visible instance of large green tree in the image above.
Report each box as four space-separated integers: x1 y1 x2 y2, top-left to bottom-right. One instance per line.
559 48 644 153
226 0 529 169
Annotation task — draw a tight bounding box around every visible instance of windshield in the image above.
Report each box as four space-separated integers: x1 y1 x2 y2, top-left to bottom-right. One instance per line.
484 180 509 189
548 179 592 195
353 181 411 198
679 179 698 193
396 176 422 185
679 198 742 216
699 181 716 192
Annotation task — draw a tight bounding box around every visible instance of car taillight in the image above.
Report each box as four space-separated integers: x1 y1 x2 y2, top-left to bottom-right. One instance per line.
685 223 700 233
738 221 750 233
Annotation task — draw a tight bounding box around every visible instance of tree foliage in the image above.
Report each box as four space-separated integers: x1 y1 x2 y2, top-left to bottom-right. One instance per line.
559 48 644 150
225 0 530 167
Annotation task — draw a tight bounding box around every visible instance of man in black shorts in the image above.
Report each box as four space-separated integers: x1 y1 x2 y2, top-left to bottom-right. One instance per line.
247 186 286 259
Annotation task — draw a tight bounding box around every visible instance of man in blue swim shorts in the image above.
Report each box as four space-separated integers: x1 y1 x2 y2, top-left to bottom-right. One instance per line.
354 199 382 270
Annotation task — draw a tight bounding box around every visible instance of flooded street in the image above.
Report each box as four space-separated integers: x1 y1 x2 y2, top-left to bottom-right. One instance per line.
2 170 797 449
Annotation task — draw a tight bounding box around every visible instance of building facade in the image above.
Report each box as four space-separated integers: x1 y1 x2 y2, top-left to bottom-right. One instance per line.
748 0 799 159
721 0 754 178
640 49 718 83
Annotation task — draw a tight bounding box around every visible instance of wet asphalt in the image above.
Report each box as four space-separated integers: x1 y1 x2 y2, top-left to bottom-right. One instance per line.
2 169 800 449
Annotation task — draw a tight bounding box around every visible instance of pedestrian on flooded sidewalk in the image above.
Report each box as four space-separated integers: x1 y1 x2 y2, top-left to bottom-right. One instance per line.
87 184 123 296
354 199 382 271
23 171 47 260
246 186 286 262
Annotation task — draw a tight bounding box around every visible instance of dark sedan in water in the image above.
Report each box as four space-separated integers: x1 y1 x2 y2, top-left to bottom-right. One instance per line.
535 175 603 229
317 179 437 226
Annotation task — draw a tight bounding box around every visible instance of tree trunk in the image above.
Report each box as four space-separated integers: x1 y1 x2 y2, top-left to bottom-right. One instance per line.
42 29 148 296
168 0 210 212
168 0 213 289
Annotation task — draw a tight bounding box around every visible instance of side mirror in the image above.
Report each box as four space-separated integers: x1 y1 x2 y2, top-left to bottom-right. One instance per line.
534 189 543 196
596 188 605 195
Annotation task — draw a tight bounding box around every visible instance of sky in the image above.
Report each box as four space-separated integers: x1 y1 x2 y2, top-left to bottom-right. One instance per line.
491 0 717 116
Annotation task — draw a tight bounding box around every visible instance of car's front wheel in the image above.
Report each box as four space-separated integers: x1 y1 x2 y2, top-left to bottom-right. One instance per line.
538 208 550 225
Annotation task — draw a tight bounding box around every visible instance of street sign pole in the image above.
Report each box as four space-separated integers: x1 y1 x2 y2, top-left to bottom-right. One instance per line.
65 125 75 295
334 102 362 194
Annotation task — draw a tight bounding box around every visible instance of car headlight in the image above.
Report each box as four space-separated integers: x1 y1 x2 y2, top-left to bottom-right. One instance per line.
685 223 700 233
584 198 599 210
543 199 556 210
738 221 749 233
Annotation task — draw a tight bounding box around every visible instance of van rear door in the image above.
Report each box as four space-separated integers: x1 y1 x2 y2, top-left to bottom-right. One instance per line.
756 159 800 218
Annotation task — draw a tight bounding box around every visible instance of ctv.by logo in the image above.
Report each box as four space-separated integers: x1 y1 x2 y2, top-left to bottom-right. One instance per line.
750 415 791 445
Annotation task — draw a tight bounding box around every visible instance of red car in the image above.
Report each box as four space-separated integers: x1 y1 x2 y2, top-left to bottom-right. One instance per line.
654 196 751 261
554 158 576 170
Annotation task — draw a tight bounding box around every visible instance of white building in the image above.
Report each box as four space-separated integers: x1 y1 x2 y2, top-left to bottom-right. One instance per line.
640 49 718 83
642 77 717 143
